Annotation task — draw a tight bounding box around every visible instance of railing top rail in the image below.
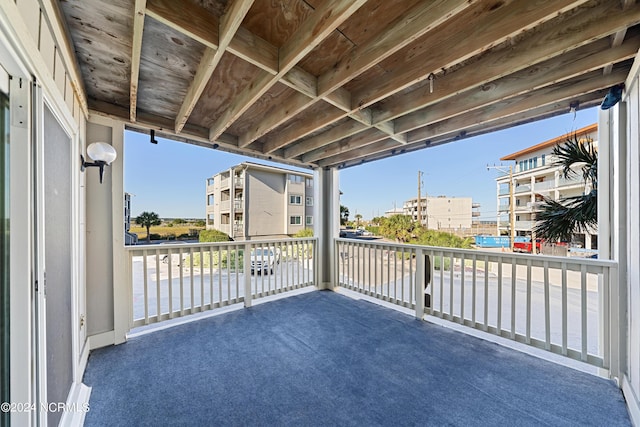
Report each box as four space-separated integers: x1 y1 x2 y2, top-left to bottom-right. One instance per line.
127 237 318 255
335 238 618 268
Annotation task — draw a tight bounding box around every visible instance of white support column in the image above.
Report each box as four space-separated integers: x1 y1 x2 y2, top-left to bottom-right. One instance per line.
599 100 629 383
598 108 612 261
314 167 339 290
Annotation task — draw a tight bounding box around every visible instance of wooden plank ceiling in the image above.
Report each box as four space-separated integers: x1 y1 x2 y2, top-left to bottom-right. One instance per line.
59 0 640 169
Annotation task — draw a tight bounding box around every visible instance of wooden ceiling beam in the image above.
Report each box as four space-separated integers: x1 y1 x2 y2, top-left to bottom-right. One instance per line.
302 128 387 163
395 34 640 134
350 0 592 110
147 0 411 148
174 0 255 133
318 70 625 167
316 0 472 97
264 0 593 156
407 68 628 144
374 1 640 125
211 0 367 144
262 107 348 154
129 0 147 122
283 120 368 159
603 0 635 74
329 93 606 169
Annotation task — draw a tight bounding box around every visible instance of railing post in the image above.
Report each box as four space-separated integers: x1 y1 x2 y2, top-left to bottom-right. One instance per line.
244 242 252 308
609 264 621 383
415 248 424 320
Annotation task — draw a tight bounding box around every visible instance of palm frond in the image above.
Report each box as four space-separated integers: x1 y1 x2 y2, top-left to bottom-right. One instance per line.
551 133 597 188
533 190 597 242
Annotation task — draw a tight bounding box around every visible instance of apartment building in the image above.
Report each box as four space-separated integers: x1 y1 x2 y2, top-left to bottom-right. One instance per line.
496 123 598 249
403 196 480 234
206 162 313 240
124 192 138 245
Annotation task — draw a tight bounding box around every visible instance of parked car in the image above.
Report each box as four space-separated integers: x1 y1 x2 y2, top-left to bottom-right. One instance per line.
355 229 364 236
339 230 347 237
250 247 280 275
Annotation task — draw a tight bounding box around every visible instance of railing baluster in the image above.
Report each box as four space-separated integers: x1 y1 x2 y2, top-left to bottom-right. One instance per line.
497 257 502 333
543 260 550 350
168 248 173 318
484 255 489 330
471 255 476 325
581 264 588 361
143 252 148 324
200 246 204 311
209 247 214 306
526 259 532 344
189 247 195 311
460 253 465 323
449 252 454 321
218 246 223 303
155 248 161 318
179 247 184 314
510 259 516 339
440 252 444 317
561 262 568 355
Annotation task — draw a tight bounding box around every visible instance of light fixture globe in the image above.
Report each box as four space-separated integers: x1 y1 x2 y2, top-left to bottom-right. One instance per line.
81 142 118 184
86 142 117 164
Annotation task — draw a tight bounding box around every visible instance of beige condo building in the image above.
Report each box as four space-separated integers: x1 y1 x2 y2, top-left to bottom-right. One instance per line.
206 162 314 240
403 196 480 234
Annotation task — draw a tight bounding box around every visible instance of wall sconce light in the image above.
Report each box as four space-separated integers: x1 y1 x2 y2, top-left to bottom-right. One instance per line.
81 142 117 183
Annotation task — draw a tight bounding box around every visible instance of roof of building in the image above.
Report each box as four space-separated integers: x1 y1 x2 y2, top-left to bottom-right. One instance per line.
500 123 598 161
226 161 313 178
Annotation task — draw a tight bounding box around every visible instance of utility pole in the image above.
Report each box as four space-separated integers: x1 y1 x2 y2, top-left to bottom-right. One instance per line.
417 171 422 226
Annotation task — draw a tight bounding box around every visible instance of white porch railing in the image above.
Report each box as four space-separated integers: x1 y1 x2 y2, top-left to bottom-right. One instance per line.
335 239 620 374
126 238 317 329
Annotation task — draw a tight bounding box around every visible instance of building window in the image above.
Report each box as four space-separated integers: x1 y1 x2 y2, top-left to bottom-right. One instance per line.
529 158 533 169
290 195 302 205
533 157 538 168
290 216 302 225
306 178 313 187
306 216 313 225
541 154 546 166
306 196 313 206
207 194 214 205
207 178 214 186
288 174 303 184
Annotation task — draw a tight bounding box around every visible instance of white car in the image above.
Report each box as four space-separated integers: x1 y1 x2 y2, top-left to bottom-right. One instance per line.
250 247 280 275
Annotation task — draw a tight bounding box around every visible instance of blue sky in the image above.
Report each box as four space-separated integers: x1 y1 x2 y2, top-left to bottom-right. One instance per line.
125 107 598 221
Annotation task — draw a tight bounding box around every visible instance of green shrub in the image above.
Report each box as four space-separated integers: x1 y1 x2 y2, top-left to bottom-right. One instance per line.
148 233 162 240
294 228 314 238
193 220 206 227
366 226 380 235
199 229 231 242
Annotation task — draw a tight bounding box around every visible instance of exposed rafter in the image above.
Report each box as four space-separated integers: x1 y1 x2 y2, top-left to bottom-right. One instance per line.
129 0 147 122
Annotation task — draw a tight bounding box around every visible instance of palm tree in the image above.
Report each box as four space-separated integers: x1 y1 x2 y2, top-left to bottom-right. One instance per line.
355 213 362 228
533 133 597 242
381 215 415 243
340 205 350 226
136 211 161 242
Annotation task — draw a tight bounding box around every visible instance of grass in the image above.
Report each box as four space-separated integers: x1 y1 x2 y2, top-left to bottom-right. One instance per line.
129 224 205 240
